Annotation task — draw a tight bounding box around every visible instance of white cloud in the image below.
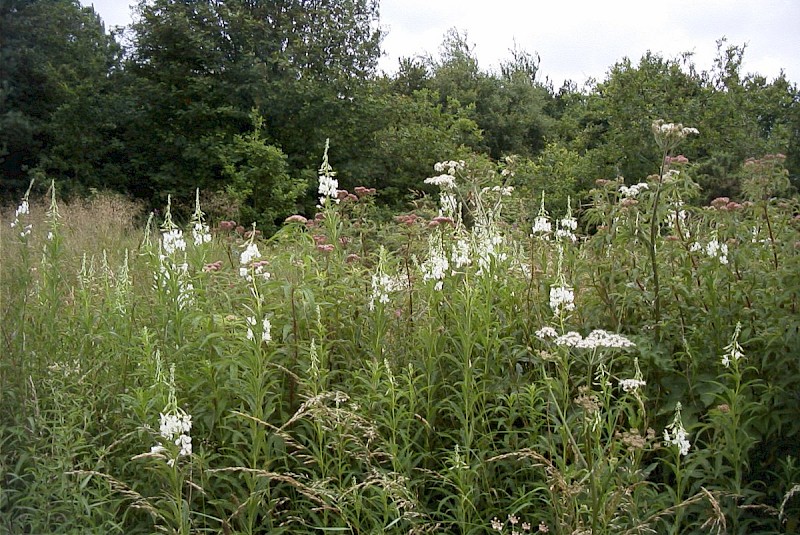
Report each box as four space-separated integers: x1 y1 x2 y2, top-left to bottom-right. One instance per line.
81 0 800 87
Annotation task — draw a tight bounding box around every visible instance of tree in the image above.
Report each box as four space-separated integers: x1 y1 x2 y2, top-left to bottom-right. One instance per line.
119 0 382 207
0 0 119 195
220 112 307 232
424 30 552 159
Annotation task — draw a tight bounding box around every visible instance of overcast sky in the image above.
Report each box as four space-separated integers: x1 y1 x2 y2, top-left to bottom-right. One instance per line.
83 0 800 88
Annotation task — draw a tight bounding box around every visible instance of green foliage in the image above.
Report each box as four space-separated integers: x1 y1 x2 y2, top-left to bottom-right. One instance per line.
3 136 799 532
220 112 307 233
0 0 120 194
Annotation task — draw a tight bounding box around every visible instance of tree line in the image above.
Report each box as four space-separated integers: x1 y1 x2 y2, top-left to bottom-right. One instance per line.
2 0 798 230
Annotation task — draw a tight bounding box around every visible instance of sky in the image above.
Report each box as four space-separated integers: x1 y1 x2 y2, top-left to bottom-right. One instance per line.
83 0 800 88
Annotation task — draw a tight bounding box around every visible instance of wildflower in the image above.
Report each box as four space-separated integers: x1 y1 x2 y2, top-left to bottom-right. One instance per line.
535 326 558 339
538 521 549 532
619 182 649 198
553 329 635 349
554 331 583 347
318 138 339 205
531 191 551 238
284 214 308 224
354 186 376 198
549 285 574 316
554 197 577 242
424 174 456 189
246 316 272 343
439 192 458 219
620 378 646 392
369 251 405 311
705 237 728 265
158 408 192 464
240 243 261 266
261 317 272 343
619 357 646 392
433 160 465 175
161 229 186 255
663 402 690 456
721 322 745 368
189 190 212 246
492 517 503 531
192 222 212 246
421 235 449 290
491 185 514 196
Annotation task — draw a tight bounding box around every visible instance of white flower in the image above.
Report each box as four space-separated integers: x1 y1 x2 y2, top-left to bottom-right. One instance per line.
535 326 558 339
421 236 449 290
555 216 577 242
619 183 649 198
261 317 272 343
663 402 690 456
246 316 271 343
554 331 583 347
192 222 212 246
439 193 458 218
246 316 257 340
15 200 29 218
240 243 261 266
433 160 465 175
424 174 456 189
318 173 339 204
532 216 551 236
552 329 635 349
721 322 745 368
161 229 186 255
705 239 729 265
157 409 193 461
549 285 574 316
451 239 471 270
619 378 647 392
369 272 405 310
491 185 514 196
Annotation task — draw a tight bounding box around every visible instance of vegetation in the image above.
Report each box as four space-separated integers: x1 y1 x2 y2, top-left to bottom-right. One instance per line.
2 1 798 219
3 126 800 532
2 1 800 533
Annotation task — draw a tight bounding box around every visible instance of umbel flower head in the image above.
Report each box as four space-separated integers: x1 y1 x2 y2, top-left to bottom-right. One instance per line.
652 119 699 152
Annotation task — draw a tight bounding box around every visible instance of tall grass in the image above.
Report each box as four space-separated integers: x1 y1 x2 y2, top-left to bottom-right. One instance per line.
2 128 799 534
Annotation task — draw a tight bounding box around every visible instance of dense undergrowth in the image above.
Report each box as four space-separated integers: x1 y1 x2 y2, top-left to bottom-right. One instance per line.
2 123 800 534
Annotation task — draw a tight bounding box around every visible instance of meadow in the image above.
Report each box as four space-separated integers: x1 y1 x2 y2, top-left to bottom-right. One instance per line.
2 123 799 534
